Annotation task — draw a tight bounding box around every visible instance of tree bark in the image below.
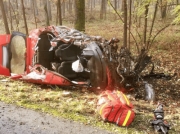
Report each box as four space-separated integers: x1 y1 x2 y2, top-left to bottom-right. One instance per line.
160 0 167 19
74 0 85 32
0 0 10 34
47 0 52 20
147 1 158 49
100 0 104 19
8 0 13 31
121 0 124 12
58 0 62 25
62 0 65 18
129 0 132 50
15 0 19 24
44 0 50 26
21 0 28 35
104 0 106 19
34 0 38 16
9 2 19 31
143 3 149 46
114 0 117 19
69 0 72 13
123 0 127 48
32 0 37 28
91 0 93 12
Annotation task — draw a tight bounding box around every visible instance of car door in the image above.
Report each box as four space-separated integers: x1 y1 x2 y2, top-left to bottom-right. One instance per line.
0 31 27 76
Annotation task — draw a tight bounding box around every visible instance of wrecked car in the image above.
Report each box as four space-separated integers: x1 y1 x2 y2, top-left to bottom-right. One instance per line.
0 26 114 89
0 25 175 100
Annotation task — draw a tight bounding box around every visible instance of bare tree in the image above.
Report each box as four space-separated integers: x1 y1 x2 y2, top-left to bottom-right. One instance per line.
62 0 65 18
9 1 19 31
44 0 50 26
57 0 62 25
47 0 52 20
69 0 72 13
147 1 158 49
123 0 127 47
0 0 10 34
8 0 13 32
160 0 167 19
32 0 37 28
143 3 149 46
74 0 85 32
21 0 28 35
100 0 105 19
129 0 132 50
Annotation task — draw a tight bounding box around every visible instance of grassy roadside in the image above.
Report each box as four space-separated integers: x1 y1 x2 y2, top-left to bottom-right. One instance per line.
0 75 179 134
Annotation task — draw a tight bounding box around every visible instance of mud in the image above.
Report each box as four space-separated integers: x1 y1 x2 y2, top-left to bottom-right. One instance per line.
0 102 114 134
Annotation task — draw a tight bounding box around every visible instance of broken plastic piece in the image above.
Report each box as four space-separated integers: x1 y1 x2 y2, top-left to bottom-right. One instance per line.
144 82 155 101
72 60 84 72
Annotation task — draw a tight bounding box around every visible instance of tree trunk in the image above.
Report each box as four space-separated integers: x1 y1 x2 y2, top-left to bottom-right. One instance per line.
100 0 104 19
44 0 50 26
114 0 117 10
47 0 52 20
114 0 117 19
3 0 8 13
69 0 72 13
58 0 62 25
160 0 167 19
129 0 132 50
9 2 19 31
8 0 13 31
34 0 38 16
123 0 127 48
104 0 106 19
32 0 37 28
147 1 158 48
74 0 85 32
21 0 28 35
15 0 19 24
143 3 149 46
121 0 124 12
91 0 93 12
62 0 65 18
0 0 10 34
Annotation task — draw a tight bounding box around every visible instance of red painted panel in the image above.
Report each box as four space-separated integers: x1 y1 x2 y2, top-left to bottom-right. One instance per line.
0 65 10 76
0 35 11 76
20 65 73 86
46 71 72 85
26 37 31 73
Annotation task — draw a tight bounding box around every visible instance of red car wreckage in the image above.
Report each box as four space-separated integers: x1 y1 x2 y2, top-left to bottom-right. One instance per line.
0 25 175 94
0 25 119 89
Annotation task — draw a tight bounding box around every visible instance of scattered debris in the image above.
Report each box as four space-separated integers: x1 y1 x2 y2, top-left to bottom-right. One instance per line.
62 92 71 97
151 102 170 134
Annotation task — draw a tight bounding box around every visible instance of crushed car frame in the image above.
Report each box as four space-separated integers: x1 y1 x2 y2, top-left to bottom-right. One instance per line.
0 25 175 100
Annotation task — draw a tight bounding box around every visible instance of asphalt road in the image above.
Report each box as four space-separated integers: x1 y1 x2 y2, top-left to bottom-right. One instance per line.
0 101 114 134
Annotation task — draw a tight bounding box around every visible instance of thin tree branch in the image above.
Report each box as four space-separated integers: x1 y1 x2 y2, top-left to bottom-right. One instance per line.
107 0 140 53
9 2 19 31
32 0 37 28
147 0 158 49
149 24 170 50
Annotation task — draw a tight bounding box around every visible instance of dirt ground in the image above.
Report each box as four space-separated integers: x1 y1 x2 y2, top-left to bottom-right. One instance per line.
0 101 114 134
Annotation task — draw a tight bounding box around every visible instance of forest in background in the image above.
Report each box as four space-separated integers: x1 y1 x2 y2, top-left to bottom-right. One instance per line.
0 0 180 53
